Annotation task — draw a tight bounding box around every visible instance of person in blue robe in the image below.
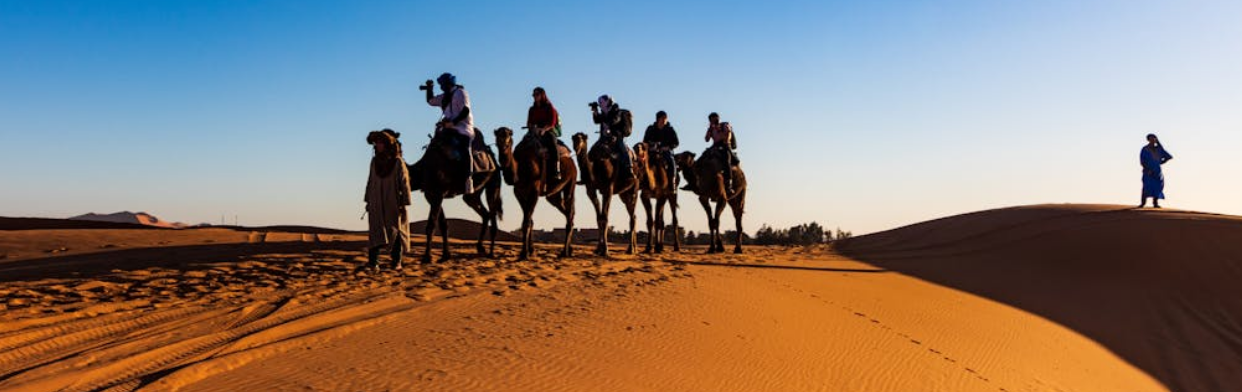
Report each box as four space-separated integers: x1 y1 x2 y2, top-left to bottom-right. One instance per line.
1140 133 1173 208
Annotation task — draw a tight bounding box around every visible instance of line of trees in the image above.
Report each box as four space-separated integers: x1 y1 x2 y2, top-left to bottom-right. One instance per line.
681 222 851 246
752 222 852 245
683 230 751 246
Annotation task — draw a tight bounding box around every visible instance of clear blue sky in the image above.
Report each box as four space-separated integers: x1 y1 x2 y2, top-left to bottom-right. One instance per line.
2 0 1239 234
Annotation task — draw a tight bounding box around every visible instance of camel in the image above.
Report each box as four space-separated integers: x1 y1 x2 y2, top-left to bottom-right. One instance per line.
675 150 746 254
493 127 577 259
571 132 639 256
408 129 503 263
633 142 681 253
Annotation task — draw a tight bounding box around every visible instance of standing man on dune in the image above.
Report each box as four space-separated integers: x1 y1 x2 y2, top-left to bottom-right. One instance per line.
423 72 475 193
1139 133 1173 208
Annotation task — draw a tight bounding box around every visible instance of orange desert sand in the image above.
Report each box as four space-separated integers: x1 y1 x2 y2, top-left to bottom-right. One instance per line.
2 204 1240 392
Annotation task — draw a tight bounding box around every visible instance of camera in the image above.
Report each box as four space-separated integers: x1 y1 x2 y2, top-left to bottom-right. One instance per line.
588 102 599 109
418 80 434 91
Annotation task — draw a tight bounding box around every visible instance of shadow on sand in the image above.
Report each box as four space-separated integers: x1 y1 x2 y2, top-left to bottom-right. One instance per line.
0 241 369 283
671 259 888 274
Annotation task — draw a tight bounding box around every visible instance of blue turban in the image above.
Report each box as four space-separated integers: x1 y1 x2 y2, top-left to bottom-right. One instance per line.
437 72 456 86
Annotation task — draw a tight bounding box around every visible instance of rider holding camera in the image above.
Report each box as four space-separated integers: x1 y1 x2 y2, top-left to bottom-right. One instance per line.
590 95 635 181
422 73 475 193
685 112 738 191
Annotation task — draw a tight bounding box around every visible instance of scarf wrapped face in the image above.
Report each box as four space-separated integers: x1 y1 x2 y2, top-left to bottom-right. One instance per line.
368 131 400 178
373 153 397 178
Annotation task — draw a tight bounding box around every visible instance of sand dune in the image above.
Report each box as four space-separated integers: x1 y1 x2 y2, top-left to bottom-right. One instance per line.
3 204 1236 391
70 212 186 229
839 204 1242 392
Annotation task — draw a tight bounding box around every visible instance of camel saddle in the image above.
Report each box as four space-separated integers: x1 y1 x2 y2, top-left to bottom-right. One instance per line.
703 145 739 167
589 138 637 166
520 133 573 160
473 149 496 173
556 143 573 159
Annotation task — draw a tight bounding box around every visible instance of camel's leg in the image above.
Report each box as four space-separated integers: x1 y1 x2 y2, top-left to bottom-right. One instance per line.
670 194 681 252
654 197 666 254
517 192 537 261
698 196 715 254
585 188 606 256
423 197 442 264
549 190 575 257
464 194 489 256
525 190 539 260
438 207 451 262
731 198 744 254
713 199 728 253
623 191 638 255
640 194 654 253
487 186 501 257
598 190 613 257
521 212 533 261
516 211 530 261
563 196 575 257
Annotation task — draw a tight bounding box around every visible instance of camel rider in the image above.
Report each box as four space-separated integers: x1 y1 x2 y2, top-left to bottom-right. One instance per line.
642 110 680 191
685 112 738 191
424 72 475 194
527 87 561 191
591 94 635 181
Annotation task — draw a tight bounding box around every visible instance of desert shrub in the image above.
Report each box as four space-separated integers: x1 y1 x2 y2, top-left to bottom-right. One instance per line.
752 222 851 245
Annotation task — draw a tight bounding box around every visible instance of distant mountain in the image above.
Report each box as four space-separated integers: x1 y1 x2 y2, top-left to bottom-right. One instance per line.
0 217 153 231
69 211 187 229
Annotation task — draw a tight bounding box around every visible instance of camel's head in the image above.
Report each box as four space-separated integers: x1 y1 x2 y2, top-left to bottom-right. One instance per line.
633 142 649 162
493 127 513 151
674 151 696 170
571 132 589 153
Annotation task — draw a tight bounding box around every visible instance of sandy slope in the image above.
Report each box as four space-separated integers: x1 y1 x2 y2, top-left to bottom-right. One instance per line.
838 204 1242 392
169 249 1163 392
3 205 1235 391
0 228 687 392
